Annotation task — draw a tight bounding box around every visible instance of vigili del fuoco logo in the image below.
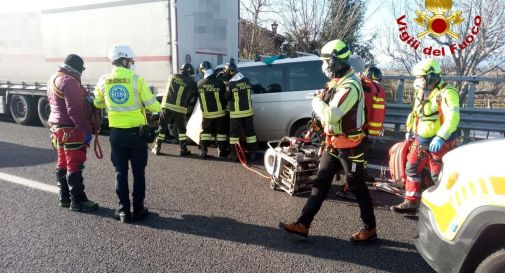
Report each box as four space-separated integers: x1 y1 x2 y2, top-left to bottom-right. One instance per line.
396 0 482 57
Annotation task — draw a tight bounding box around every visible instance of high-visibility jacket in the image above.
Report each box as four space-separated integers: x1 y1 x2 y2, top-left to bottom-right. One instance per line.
93 67 161 128
226 72 254 118
313 70 365 137
197 74 227 118
161 74 197 114
406 80 460 140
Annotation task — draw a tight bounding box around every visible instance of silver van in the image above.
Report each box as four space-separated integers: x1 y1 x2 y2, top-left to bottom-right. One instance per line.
232 55 364 142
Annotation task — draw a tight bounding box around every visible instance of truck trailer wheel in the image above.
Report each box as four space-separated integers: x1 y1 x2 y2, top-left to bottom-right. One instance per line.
475 249 505 273
10 95 37 125
37 97 50 127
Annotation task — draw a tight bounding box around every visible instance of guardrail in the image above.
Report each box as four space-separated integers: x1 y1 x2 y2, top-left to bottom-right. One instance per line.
382 75 505 142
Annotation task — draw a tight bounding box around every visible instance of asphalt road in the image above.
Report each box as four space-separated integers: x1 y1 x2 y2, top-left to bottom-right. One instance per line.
0 118 434 273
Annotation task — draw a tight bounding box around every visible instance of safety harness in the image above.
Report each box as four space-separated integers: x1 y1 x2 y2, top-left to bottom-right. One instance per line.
47 72 103 158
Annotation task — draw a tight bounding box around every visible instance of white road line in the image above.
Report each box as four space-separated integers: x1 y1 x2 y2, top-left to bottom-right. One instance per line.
0 172 58 193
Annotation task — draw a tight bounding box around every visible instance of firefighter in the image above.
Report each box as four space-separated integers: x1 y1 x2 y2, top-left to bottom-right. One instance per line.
363 65 384 182
222 61 258 161
364 65 383 83
391 58 460 213
279 40 377 243
151 63 198 156
47 54 99 212
197 61 228 158
93 45 161 223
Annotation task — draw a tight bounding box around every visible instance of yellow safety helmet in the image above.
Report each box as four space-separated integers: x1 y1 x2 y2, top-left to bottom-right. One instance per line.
412 58 442 86
321 39 351 62
412 58 442 76
321 40 351 76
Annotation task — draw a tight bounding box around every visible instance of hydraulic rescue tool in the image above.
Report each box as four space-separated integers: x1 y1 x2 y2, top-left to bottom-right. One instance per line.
264 137 320 195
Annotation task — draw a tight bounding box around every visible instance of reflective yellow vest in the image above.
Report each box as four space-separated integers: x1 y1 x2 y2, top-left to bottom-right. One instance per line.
406 80 460 139
312 70 365 136
93 67 161 128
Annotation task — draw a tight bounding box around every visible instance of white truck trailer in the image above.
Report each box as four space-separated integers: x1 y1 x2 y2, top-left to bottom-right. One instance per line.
0 0 239 126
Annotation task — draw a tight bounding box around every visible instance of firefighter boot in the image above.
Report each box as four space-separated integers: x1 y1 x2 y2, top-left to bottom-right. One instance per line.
390 199 419 214
217 143 229 158
67 171 99 212
179 141 191 157
56 168 70 208
229 148 239 162
151 139 162 155
199 143 208 158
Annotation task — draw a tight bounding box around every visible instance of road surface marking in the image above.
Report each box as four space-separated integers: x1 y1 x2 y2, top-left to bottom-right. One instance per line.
0 172 58 193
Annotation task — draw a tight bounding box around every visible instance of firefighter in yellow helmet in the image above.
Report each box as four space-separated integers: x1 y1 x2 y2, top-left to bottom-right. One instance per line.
279 40 377 243
93 45 161 223
391 58 460 213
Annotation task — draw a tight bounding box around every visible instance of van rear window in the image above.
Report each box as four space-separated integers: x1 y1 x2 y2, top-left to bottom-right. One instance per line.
286 61 327 91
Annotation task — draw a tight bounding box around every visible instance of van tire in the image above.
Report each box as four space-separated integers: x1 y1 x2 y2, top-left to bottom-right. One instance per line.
291 119 321 146
37 97 50 128
476 249 505 273
10 95 37 125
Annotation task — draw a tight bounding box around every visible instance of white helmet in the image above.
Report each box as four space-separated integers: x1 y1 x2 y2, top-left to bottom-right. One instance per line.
109 44 135 61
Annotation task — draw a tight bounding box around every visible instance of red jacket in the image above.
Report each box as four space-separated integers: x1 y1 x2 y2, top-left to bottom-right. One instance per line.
47 68 92 134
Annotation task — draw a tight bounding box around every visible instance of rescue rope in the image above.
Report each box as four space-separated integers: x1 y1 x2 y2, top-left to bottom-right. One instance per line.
93 134 103 159
234 143 270 180
91 108 103 159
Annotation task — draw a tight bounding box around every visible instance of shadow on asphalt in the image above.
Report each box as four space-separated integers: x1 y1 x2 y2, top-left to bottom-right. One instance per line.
0 141 54 168
109 212 429 273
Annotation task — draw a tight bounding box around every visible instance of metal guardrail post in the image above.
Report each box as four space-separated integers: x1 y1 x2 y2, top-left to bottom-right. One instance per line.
396 79 405 103
465 82 476 108
462 82 477 143
394 79 405 135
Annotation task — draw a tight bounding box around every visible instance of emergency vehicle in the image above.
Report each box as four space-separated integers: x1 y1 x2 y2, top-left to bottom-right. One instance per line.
415 138 505 273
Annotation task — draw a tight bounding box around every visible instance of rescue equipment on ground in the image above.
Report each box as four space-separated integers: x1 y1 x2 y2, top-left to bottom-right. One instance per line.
361 76 386 136
388 139 412 188
264 137 319 195
373 139 433 196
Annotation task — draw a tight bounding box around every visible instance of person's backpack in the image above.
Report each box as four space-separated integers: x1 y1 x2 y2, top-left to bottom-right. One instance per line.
361 77 386 136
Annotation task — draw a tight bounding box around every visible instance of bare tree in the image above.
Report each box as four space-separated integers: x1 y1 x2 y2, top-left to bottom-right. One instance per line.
380 1 425 73
277 0 329 53
278 0 373 63
240 0 275 59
